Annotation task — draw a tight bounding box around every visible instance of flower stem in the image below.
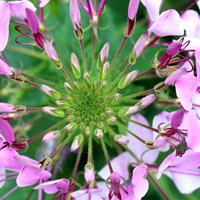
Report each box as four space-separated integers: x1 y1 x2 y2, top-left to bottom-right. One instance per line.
121 117 159 133
100 138 113 173
60 67 74 86
110 56 129 75
107 63 132 93
148 172 170 200
90 29 96 75
50 130 76 159
119 88 154 102
135 68 155 80
105 36 128 79
70 137 84 181
80 39 87 72
24 80 40 87
28 119 66 143
115 122 145 144
88 133 93 163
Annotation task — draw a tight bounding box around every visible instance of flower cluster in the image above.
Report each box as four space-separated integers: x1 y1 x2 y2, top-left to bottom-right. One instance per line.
1 0 200 200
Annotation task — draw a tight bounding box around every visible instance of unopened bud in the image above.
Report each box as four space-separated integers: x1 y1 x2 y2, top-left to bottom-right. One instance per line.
73 81 81 92
40 85 61 99
14 105 26 113
154 82 169 92
39 157 52 172
92 81 98 90
66 115 76 122
97 121 104 129
105 107 113 115
101 61 110 80
114 135 129 144
111 93 121 103
42 106 65 117
84 167 95 184
70 134 84 152
106 116 117 124
43 39 58 61
100 81 108 92
97 42 109 69
85 126 92 135
118 106 140 117
83 72 92 86
137 94 156 109
94 129 103 138
145 141 155 149
64 123 78 131
51 59 63 69
55 100 71 109
79 122 86 130
65 95 74 103
42 131 60 143
118 70 138 89
64 82 73 94
124 18 135 37
71 53 81 79
9 73 25 83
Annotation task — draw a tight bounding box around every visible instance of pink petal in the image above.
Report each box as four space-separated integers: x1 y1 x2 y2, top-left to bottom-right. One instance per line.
39 0 51 7
0 103 16 113
71 189 102 198
171 109 184 130
195 49 200 85
157 151 176 179
70 0 81 30
187 109 200 152
0 118 15 144
98 152 130 181
0 59 13 76
181 10 200 38
153 136 169 148
25 8 39 34
0 2 10 51
9 1 36 20
175 75 198 111
128 0 140 20
141 0 163 22
34 179 69 194
17 166 52 187
128 114 159 163
0 148 23 172
134 178 149 198
171 168 200 194
149 9 184 37
0 167 5 188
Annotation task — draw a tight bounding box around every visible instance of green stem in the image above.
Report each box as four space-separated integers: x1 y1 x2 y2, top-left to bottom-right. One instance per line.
90 30 96 75
50 130 76 159
88 133 93 163
60 67 74 86
6 45 48 60
115 122 145 144
70 138 84 181
119 88 154 102
28 119 66 143
121 117 159 133
80 39 87 72
100 138 113 173
24 80 40 88
22 73 62 88
110 56 129 75
107 63 132 93
105 36 128 79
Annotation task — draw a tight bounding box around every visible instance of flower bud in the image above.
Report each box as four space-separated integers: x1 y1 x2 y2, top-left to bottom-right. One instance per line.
83 72 92 86
118 70 138 89
42 106 65 117
42 131 60 143
111 93 121 103
129 34 147 64
110 172 121 183
118 106 140 117
43 39 58 61
106 116 117 124
14 105 26 113
85 126 92 135
0 103 16 113
55 100 71 109
39 157 52 172
40 85 61 99
97 42 109 69
114 135 129 144
100 81 108 93
66 115 76 122
97 121 104 129
64 123 78 131
71 53 81 79
79 122 86 130
64 82 74 94
94 129 103 138
8 73 25 83
154 82 169 92
101 61 110 80
92 81 98 90
73 81 81 92
138 94 156 109
128 0 140 21
70 0 81 30
84 167 95 184
105 107 113 115
70 134 84 152
145 140 156 149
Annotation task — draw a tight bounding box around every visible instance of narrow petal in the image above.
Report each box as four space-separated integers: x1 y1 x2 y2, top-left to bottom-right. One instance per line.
0 118 15 144
157 151 176 179
17 166 52 187
171 109 184 130
175 75 198 111
25 8 39 34
0 59 13 76
9 1 36 20
187 109 200 152
0 167 5 188
0 2 10 51
128 0 140 20
70 0 81 30
149 9 184 37
0 103 16 113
